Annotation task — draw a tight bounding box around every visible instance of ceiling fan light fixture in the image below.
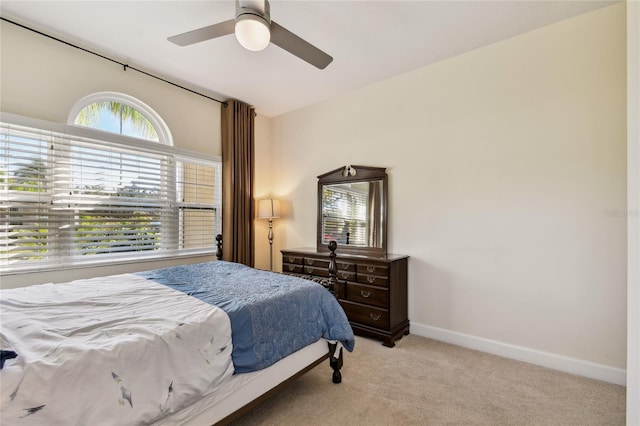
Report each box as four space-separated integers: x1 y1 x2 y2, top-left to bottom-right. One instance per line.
235 14 270 51
168 0 332 69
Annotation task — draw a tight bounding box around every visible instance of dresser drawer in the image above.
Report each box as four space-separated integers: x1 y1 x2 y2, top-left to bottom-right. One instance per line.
283 254 304 265
336 270 356 282
356 273 389 287
304 257 330 269
336 261 356 272
283 263 304 274
346 283 388 308
357 263 389 277
340 300 389 329
304 265 329 277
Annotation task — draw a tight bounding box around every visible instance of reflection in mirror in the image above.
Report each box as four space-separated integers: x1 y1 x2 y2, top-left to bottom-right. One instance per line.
321 180 383 248
317 165 387 256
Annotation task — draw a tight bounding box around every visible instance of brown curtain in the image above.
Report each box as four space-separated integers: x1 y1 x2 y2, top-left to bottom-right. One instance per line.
221 100 255 266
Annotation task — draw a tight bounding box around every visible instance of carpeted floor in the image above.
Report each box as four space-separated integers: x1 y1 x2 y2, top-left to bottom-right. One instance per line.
228 335 625 425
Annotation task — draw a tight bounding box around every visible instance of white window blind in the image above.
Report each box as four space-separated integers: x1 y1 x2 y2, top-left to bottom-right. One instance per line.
0 122 221 273
321 185 368 246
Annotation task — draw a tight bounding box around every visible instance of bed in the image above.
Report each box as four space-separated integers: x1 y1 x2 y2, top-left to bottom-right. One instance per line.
0 237 354 425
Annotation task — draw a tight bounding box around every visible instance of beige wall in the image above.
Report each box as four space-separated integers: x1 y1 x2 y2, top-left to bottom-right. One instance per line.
264 4 627 369
0 20 222 287
0 21 221 155
254 113 276 270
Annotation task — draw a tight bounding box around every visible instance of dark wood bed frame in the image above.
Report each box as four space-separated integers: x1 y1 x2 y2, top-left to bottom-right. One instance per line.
213 234 344 424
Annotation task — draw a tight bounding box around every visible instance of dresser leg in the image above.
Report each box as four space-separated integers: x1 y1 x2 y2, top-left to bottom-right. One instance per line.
382 324 410 347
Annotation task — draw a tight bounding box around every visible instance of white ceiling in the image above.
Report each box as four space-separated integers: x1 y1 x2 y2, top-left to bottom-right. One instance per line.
1 0 617 117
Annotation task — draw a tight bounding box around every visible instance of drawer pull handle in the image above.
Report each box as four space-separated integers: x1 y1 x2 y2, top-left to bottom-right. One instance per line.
367 276 376 284
367 266 377 273
339 263 349 269
341 273 349 279
289 256 295 263
360 290 372 298
288 264 295 271
308 259 314 266
369 313 381 321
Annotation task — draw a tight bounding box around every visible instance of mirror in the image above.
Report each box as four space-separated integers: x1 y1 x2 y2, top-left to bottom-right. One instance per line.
317 165 387 256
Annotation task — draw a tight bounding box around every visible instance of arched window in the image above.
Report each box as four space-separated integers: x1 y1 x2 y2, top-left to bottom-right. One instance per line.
68 92 172 145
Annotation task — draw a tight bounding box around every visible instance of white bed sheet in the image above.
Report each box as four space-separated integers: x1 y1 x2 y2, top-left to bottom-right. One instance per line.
0 274 234 426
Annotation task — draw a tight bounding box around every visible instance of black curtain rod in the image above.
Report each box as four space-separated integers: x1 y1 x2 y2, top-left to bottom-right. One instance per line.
1 17 227 106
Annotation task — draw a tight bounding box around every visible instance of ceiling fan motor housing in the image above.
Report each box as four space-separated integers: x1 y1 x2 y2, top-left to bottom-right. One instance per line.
236 0 271 25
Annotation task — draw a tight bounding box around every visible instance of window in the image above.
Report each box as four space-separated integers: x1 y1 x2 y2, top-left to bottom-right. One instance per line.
74 101 159 141
1 98 220 273
68 92 171 144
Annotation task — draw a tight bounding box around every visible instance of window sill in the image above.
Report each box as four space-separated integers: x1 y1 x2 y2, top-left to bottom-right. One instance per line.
1 251 216 279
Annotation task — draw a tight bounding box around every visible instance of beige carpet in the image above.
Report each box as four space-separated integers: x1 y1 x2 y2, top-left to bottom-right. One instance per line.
228 335 625 425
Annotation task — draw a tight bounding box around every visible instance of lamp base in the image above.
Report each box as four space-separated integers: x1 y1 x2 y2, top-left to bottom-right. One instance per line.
268 218 274 271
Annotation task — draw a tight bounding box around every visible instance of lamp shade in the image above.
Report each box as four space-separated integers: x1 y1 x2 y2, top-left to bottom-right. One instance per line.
235 14 270 51
258 198 280 219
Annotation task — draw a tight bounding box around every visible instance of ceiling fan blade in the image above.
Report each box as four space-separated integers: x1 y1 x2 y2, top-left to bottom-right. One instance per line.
168 20 235 46
270 21 333 70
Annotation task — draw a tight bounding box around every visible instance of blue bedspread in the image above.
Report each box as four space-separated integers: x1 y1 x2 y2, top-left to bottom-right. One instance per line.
136 261 354 373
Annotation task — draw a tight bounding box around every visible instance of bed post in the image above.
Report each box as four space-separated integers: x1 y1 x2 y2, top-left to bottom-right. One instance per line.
328 341 343 384
327 240 338 297
215 234 223 260
324 242 344 384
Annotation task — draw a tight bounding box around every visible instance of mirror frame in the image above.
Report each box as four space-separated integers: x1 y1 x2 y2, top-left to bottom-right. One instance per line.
317 165 388 257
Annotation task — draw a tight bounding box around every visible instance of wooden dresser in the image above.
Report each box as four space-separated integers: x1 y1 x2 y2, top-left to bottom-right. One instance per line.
281 247 409 347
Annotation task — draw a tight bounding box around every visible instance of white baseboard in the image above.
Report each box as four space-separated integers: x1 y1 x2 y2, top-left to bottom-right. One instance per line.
410 322 626 386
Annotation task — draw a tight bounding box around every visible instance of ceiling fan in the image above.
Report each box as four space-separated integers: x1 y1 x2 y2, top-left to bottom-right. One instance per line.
167 0 333 70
